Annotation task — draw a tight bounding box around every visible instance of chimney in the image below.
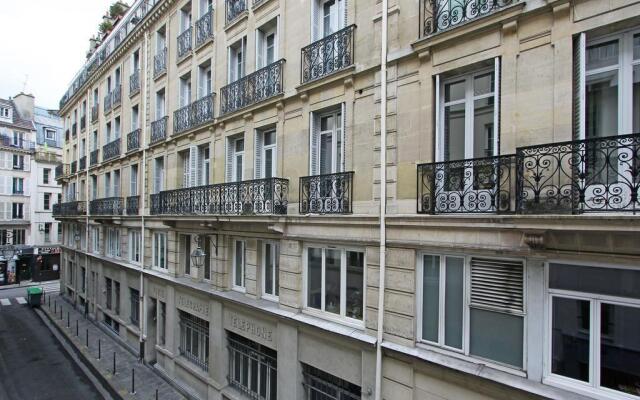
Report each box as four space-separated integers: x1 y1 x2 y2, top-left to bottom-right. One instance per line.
13 93 35 121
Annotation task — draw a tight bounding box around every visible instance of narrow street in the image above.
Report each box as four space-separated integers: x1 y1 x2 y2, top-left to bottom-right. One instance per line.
0 283 103 400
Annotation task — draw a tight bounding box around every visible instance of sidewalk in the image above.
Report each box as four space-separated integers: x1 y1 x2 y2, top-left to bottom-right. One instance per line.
39 293 185 400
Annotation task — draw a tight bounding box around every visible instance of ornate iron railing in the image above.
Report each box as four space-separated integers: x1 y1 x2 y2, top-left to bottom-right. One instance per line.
79 156 87 171
90 149 100 166
55 163 69 179
516 133 640 214
151 116 168 144
422 0 517 37
417 155 516 214
91 104 99 122
112 84 122 108
177 27 192 60
195 9 214 47
126 195 140 215
301 25 356 84
70 160 77 174
52 201 86 217
173 94 216 134
127 129 140 152
154 47 167 77
80 116 86 131
220 59 284 116
0 135 35 151
150 177 288 216
130 70 140 96
102 138 121 161
299 172 354 214
89 197 123 216
104 92 112 113
226 0 246 24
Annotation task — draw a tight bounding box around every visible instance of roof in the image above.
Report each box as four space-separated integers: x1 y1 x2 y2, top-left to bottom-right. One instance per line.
0 98 35 131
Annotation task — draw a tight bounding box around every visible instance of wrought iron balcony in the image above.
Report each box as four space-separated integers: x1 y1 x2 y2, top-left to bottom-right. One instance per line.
151 116 168 144
90 149 100 166
130 70 140 96
104 93 112 113
226 0 246 24
177 27 192 60
127 129 140 152
126 195 140 215
154 47 167 78
173 93 215 134
150 177 289 216
102 138 121 161
0 135 35 151
418 155 515 214
112 84 122 108
91 104 99 122
220 59 284 116
55 163 69 179
89 197 123 216
195 9 214 47
72 122 77 136
80 116 86 131
299 171 354 214
79 156 87 171
422 0 518 37
70 160 77 174
52 201 86 217
301 25 356 84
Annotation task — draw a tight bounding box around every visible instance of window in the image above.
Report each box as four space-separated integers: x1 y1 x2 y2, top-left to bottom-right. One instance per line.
203 236 212 280
547 263 640 398
179 311 209 371
226 136 244 182
130 164 138 196
227 332 277 400
12 177 24 194
114 281 120 314
262 242 279 300
130 288 140 325
12 131 24 147
154 157 164 193
114 116 121 138
44 223 51 243
44 193 51 210
44 128 56 140
106 121 112 143
91 226 100 253
155 89 166 119
256 18 278 69
105 172 111 197
106 227 121 258
179 73 192 107
228 37 247 83
0 107 9 118
418 255 525 368
43 168 50 184
305 246 364 322
182 234 192 275
158 301 166 345
230 239 246 291
255 128 276 179
310 106 344 175
197 62 212 98
302 364 360 400
153 232 167 269
12 203 24 219
81 267 86 293
131 105 139 130
104 315 120 334
113 169 121 197
105 278 113 309
91 175 98 200
129 230 141 263
156 27 166 53
12 154 24 170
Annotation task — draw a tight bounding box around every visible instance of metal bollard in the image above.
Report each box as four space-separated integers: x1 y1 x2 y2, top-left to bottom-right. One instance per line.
86 328 89 347
131 368 135 394
156 388 158 400
113 352 116 375
76 320 79 336
98 339 101 360
67 312 70 328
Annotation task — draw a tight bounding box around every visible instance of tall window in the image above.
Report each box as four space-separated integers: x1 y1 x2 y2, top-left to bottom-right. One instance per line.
547 263 640 398
44 193 51 210
105 278 113 309
12 177 24 194
226 136 245 182
158 301 166 345
130 164 138 196
181 146 208 188
227 332 277 400
256 18 278 69
153 232 167 269
12 203 23 219
310 106 344 175
154 157 165 193
182 234 192 275
198 62 212 98
305 246 364 322
156 89 166 119
91 226 100 253
131 105 139 130
311 0 346 40
179 311 209 371
233 239 245 291
129 230 141 263
43 168 50 184
255 128 276 179
418 255 524 368
106 227 121 258
44 223 51 243
114 281 120 314
12 154 24 170
262 242 279 300
179 73 192 107
302 364 360 400
130 288 140 325
228 37 247 83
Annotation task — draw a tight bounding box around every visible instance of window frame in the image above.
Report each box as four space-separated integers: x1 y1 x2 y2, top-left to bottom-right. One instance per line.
262 241 279 301
43 168 50 184
106 227 121 258
44 128 56 140
152 232 168 270
232 239 246 292
128 229 141 264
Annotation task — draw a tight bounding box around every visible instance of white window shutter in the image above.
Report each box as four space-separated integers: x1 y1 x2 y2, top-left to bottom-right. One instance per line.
227 47 233 83
470 258 524 314
310 113 320 175
311 0 321 41
340 102 346 172
494 57 501 155
254 131 264 179
182 152 190 188
339 0 347 29
256 29 265 70
23 178 29 196
435 74 442 162
225 138 233 182
574 32 586 141
23 155 30 171
189 146 198 186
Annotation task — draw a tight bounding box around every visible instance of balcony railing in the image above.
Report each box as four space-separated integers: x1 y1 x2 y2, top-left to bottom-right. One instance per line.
112 85 122 108
422 0 517 37
177 27 192 60
104 93 112 113
126 195 140 215
80 116 86 131
52 201 86 217
0 135 35 151
70 160 77 174
55 163 69 179
220 59 284 116
154 47 167 77
102 138 121 161
150 177 289 216
299 172 354 214
173 93 216 134
130 70 140 96
127 129 141 152
89 197 123 216
90 149 100 166
79 156 87 171
91 104 99 122
195 9 214 47
418 155 515 214
151 116 168 144
301 25 356 84
226 0 246 24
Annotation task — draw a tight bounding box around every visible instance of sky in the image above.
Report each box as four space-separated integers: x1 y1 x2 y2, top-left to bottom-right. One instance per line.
0 1 112 110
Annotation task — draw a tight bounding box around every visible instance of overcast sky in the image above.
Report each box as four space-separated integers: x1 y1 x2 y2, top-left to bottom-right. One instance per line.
0 1 112 110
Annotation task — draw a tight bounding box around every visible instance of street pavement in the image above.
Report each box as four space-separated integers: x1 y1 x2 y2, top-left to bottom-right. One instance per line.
0 280 60 303
0 289 103 399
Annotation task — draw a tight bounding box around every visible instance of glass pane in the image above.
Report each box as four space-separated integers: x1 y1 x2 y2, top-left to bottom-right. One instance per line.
549 264 640 300
473 97 495 159
307 248 322 310
473 72 494 97
444 79 465 103
235 241 243 286
444 102 465 161
444 257 464 349
600 303 640 395
264 148 273 178
586 40 619 71
586 70 619 139
470 308 523 368
551 297 590 382
275 248 279 296
320 115 333 131
422 255 440 343
634 65 640 133
265 244 273 295
264 130 275 146
634 34 640 60
346 251 364 320
320 133 333 175
325 249 341 315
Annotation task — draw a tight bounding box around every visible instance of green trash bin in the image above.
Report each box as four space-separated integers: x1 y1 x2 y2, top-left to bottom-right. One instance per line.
27 287 43 307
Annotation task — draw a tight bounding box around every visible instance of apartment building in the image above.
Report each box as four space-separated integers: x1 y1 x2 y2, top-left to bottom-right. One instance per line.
54 0 640 399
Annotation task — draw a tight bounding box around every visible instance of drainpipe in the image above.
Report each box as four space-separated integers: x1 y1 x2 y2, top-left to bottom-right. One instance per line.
138 31 149 361
85 87 91 317
375 0 388 399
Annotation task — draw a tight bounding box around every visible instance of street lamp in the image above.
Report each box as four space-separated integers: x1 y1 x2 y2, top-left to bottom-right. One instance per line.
190 236 206 269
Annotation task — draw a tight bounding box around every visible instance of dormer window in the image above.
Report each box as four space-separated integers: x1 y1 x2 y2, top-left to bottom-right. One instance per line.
0 107 10 119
